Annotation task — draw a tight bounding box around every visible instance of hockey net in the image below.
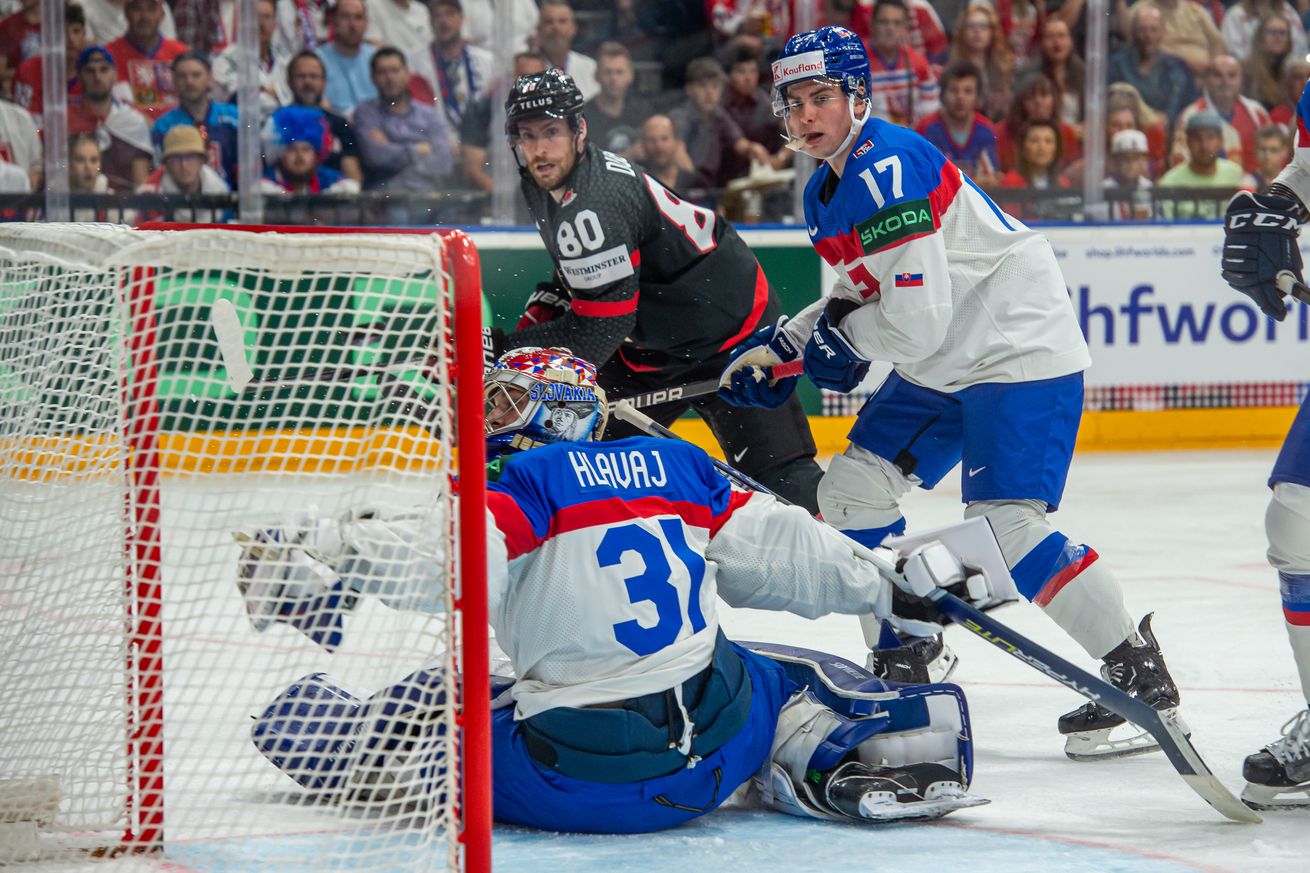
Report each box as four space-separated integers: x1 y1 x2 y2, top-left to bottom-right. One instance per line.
0 224 490 871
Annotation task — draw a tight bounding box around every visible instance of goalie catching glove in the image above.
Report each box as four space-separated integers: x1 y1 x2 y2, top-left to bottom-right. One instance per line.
1221 190 1308 321
233 510 359 653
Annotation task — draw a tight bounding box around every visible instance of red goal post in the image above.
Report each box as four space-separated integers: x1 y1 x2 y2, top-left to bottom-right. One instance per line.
0 224 490 872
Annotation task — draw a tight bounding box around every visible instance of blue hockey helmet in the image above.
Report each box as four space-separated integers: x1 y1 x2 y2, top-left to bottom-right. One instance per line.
485 347 608 458
770 26 870 118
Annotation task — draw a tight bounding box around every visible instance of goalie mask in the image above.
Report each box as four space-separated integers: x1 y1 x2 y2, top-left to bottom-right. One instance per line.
485 347 607 458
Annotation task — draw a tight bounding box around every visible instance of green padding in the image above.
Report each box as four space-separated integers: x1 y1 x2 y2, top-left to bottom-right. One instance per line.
154 272 255 402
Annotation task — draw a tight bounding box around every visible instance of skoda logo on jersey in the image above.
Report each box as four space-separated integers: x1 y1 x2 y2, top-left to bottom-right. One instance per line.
528 383 597 403
852 140 874 159
772 50 827 86
857 198 934 253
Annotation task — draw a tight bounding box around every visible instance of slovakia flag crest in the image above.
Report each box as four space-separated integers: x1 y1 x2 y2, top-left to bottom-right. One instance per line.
894 272 924 287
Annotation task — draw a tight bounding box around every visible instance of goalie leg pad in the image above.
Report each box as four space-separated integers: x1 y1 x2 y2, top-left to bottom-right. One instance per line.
745 642 979 822
345 668 449 805
251 673 364 792
251 668 449 800
758 686 984 823
743 642 972 767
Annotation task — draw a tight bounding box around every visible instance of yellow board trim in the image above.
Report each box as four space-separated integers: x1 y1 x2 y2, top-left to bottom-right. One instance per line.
0 426 449 481
671 408 1298 459
2 408 1293 483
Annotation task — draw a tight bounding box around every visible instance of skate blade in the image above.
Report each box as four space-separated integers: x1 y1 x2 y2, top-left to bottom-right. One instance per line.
1064 709 1190 761
855 789 990 823
1241 782 1310 810
928 643 959 683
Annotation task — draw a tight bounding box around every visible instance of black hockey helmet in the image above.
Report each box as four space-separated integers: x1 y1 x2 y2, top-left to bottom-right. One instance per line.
504 68 585 137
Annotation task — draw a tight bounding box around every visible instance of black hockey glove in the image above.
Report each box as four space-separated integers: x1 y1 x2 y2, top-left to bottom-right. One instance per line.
1221 191 1307 322
516 282 573 330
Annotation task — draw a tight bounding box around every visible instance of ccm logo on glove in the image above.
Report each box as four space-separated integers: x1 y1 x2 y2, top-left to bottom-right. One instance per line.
1225 211 1298 230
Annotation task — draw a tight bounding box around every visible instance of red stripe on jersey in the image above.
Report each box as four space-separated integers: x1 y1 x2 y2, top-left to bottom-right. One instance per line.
813 160 965 268
1299 116 1310 149
718 264 771 351
709 489 755 537
928 161 963 229
618 347 661 372
488 490 542 560
814 228 864 269
1284 607 1310 627
550 496 714 538
1032 547 1099 607
573 293 639 317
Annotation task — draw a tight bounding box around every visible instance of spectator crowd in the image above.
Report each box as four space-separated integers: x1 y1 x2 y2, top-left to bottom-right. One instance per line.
0 0 1302 223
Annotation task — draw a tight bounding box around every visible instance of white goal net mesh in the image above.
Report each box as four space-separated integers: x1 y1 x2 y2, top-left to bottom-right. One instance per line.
0 225 487 872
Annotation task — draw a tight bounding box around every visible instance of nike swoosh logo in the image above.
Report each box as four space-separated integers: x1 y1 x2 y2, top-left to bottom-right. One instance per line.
968 466 986 477
807 225 819 235
733 448 749 463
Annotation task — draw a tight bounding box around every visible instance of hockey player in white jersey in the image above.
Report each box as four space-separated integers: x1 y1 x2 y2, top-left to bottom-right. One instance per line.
718 25 1184 760
1220 83 1310 809
232 347 1004 833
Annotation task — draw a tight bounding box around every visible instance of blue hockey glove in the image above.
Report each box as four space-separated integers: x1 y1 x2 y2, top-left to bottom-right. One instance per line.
804 297 871 393
718 317 802 409
1222 191 1307 322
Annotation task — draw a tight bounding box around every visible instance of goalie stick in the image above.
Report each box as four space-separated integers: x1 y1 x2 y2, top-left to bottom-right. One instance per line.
611 400 1261 825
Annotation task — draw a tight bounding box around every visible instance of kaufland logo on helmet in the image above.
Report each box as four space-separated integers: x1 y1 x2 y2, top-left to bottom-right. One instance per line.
773 51 826 86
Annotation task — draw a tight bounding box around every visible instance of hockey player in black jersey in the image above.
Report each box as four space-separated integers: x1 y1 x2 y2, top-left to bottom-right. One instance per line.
481 68 824 513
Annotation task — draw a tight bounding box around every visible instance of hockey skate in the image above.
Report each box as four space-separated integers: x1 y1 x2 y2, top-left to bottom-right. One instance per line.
1057 613 1186 760
866 634 959 684
234 523 357 653
1241 708 1310 810
805 761 988 823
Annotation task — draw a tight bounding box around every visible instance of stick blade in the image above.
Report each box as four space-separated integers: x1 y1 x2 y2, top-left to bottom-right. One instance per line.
210 298 254 392
1152 716 1262 824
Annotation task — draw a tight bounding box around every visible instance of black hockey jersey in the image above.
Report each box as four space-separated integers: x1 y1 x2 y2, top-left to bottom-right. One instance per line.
507 143 774 373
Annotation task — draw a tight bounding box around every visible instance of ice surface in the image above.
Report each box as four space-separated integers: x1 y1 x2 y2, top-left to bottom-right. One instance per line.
20 450 1305 873
490 449 1305 873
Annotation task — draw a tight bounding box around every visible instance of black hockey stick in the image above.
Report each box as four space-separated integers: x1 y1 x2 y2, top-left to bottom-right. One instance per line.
611 400 1261 825
608 379 720 413
607 360 805 413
